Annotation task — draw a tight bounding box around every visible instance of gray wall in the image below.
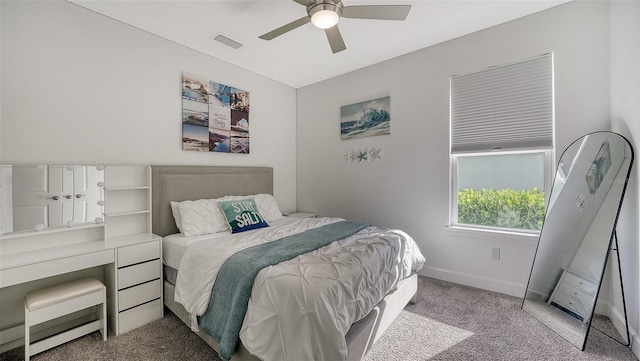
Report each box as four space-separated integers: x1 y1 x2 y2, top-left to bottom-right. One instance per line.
0 0 298 213
297 1 611 297
610 0 640 353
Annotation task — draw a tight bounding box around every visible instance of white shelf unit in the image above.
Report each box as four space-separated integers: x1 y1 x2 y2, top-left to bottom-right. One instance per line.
103 166 152 241
103 166 162 335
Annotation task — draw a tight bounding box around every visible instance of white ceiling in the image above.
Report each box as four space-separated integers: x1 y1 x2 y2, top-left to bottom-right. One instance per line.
69 0 570 88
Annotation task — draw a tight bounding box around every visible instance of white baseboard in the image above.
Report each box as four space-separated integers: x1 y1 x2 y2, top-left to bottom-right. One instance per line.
595 300 609 315
420 266 525 298
607 303 628 339
632 333 640 359
605 302 640 358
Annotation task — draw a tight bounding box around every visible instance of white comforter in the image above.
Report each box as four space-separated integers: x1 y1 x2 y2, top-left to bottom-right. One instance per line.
173 217 425 361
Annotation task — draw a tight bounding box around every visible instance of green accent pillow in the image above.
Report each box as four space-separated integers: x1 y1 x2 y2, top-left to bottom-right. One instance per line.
218 198 269 234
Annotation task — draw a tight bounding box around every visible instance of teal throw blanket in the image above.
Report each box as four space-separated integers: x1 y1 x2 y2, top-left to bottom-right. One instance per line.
198 221 370 361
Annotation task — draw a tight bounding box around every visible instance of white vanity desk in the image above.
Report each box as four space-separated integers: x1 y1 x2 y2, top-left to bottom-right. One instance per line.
0 165 163 354
0 232 162 288
1 238 114 289
0 228 163 353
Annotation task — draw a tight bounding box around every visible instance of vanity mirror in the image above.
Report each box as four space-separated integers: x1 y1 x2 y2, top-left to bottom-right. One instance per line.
522 131 634 350
0 164 105 236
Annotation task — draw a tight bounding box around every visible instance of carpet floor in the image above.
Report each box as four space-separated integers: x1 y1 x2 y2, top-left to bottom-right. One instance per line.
1 276 637 360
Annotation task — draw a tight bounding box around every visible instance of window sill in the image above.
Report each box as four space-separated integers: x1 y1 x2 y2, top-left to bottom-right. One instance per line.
445 225 539 245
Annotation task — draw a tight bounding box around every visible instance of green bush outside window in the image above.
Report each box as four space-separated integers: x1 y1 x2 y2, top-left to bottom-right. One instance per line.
457 188 545 231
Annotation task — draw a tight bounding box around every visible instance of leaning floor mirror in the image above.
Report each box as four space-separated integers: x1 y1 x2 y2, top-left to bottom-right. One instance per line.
522 131 634 350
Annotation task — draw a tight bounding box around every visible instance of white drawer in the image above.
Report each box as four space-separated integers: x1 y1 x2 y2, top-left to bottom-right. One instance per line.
118 298 163 334
557 281 596 305
562 272 597 295
118 259 161 289
552 291 589 318
118 279 161 311
117 241 159 267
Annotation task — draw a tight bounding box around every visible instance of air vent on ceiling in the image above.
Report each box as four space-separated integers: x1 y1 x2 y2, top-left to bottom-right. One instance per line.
213 34 243 49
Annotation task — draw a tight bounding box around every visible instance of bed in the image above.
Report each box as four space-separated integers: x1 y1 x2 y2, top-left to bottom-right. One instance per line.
151 165 425 361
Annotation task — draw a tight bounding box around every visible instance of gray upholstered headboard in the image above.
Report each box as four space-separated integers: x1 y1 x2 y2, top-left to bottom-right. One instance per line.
151 166 273 237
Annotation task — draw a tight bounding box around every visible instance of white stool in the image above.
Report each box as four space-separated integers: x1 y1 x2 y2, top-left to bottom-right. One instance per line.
24 277 107 360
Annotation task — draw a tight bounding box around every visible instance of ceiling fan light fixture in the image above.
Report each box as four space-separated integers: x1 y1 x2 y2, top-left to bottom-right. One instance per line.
260 1 412 54
308 2 342 29
311 10 339 29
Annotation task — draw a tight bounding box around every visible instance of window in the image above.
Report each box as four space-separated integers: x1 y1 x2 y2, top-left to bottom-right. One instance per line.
450 54 554 233
452 151 549 231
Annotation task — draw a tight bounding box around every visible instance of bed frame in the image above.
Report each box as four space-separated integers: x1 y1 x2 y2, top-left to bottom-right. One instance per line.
151 165 418 361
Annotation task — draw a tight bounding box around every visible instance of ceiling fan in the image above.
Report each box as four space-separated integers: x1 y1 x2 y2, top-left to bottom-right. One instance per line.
258 0 411 54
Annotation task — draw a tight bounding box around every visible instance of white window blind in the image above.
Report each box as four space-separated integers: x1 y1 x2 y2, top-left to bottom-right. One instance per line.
450 53 554 153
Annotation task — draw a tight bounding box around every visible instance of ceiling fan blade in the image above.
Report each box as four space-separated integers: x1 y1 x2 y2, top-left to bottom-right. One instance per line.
293 0 315 6
342 5 411 20
325 26 346 54
259 16 311 40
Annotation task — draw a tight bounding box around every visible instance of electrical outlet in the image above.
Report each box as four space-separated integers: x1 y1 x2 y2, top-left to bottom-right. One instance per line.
491 247 500 261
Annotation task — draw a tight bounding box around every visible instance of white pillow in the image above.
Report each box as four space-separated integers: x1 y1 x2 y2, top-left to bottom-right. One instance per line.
170 201 183 233
217 193 283 223
176 199 230 236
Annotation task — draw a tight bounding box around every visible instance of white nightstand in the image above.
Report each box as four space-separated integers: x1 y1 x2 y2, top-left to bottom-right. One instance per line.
287 212 317 219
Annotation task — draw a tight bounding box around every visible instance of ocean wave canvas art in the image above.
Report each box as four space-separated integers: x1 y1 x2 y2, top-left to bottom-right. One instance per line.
341 96 390 140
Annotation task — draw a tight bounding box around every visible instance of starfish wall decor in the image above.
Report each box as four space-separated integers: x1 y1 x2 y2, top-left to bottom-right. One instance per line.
344 148 382 163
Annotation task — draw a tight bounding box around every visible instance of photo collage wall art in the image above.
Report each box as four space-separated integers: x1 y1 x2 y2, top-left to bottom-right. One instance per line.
181 73 250 154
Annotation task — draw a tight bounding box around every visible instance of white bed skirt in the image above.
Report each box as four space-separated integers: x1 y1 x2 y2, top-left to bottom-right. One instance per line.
163 273 418 361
